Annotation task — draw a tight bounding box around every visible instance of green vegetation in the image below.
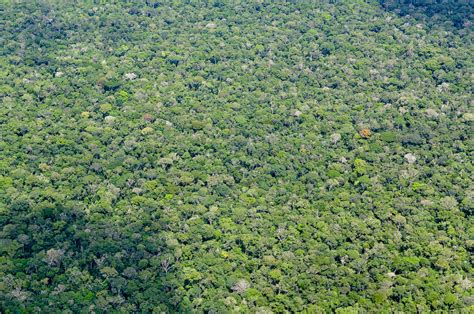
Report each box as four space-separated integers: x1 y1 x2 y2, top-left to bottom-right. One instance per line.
0 0 473 312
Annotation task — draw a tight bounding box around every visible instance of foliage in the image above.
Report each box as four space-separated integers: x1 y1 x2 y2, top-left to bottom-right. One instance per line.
0 0 473 312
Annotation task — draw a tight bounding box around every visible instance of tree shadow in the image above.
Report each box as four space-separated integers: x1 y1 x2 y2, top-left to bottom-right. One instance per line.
380 0 473 29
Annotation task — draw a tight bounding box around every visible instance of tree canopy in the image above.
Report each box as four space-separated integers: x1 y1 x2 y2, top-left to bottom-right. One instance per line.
0 0 473 312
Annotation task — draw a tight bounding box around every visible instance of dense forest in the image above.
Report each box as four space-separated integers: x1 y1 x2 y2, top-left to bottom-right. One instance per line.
0 0 473 312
